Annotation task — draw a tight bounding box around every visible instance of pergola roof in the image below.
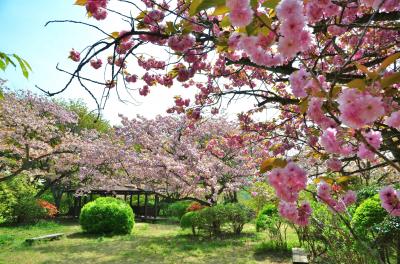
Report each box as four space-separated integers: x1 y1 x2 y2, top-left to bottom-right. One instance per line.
66 185 156 194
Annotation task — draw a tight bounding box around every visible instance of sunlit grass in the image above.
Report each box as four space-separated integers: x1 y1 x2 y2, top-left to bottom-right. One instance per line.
0 220 296 264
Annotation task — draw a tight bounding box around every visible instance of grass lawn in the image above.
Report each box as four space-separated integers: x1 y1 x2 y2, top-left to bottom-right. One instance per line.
0 220 297 264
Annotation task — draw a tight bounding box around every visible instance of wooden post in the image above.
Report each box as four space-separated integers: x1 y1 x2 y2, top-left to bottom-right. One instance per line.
144 193 148 219
90 193 93 202
78 196 82 216
124 194 127 202
129 194 133 207
154 194 159 219
73 196 77 217
137 193 140 207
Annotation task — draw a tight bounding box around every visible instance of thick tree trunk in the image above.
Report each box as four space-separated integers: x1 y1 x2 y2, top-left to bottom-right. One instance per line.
51 185 63 211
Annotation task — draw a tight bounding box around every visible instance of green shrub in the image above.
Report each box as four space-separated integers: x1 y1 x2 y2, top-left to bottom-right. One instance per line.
356 185 380 203
0 177 46 224
351 195 386 235
14 197 47 223
256 203 279 232
165 200 191 220
180 211 199 235
80 197 134 234
224 203 253 234
255 203 290 248
351 195 400 262
185 203 253 236
196 204 227 235
242 182 276 214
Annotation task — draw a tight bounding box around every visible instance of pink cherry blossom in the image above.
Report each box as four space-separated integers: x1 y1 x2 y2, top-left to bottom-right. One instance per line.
226 0 254 27
357 130 382 161
168 35 195 52
90 58 102 69
289 68 309 97
385 110 400 129
326 158 342 171
379 186 400 216
69 49 80 62
338 89 384 129
86 0 108 20
268 162 307 203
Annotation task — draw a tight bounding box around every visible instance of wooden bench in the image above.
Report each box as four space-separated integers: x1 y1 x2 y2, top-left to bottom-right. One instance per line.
292 248 308 264
25 233 64 244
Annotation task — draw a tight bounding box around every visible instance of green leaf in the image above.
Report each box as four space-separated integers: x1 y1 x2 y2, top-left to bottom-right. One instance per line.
347 79 366 91
220 16 231 27
380 72 400 88
245 20 258 35
212 5 229 16
250 0 258 8
298 98 309 114
21 58 32 71
378 52 400 72
0 59 5 71
260 158 287 173
0 52 16 67
258 14 272 28
189 0 225 16
262 0 281 9
13 54 29 79
355 63 378 80
181 21 193 35
0 90 4 100
165 22 177 35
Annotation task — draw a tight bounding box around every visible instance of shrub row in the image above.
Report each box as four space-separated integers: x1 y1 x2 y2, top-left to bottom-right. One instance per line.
180 203 253 236
0 177 56 224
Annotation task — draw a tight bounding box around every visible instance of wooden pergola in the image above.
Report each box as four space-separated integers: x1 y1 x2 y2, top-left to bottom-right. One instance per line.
66 185 161 221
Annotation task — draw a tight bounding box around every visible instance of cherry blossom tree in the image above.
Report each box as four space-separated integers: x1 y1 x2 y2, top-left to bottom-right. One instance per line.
43 0 400 249
0 90 81 183
78 115 261 205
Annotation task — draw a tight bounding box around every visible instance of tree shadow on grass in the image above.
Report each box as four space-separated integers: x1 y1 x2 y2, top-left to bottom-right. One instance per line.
253 242 292 263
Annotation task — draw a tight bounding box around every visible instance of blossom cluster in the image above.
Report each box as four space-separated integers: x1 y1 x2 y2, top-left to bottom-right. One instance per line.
338 88 384 129
168 34 195 53
226 0 253 27
379 186 400 216
86 0 108 20
69 49 80 62
268 162 307 202
268 162 313 224
317 182 357 212
279 201 312 226
276 0 313 59
357 130 382 161
90 58 102 69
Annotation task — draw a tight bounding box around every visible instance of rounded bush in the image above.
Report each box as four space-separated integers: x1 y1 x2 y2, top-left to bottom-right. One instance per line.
256 203 278 232
224 203 253 234
180 211 198 229
80 197 134 234
351 195 387 234
165 200 191 220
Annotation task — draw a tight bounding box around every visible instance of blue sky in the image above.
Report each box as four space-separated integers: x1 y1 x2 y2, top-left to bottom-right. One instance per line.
0 1 263 124
0 1 104 110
